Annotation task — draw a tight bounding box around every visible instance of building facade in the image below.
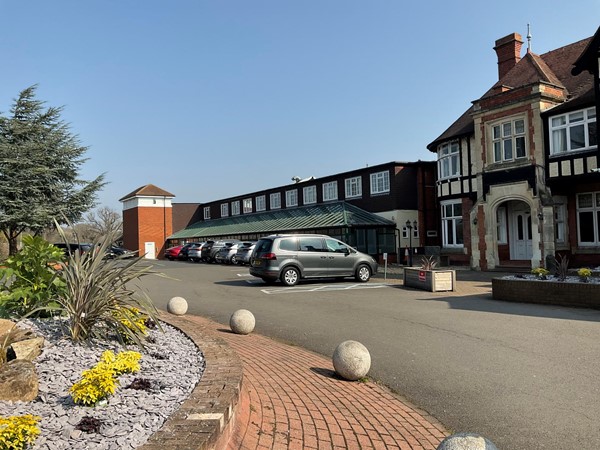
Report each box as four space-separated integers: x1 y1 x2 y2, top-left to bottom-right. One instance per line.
428 28 600 270
163 160 439 263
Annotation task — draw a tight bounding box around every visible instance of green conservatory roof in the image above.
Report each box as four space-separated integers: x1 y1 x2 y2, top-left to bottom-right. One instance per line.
168 201 395 240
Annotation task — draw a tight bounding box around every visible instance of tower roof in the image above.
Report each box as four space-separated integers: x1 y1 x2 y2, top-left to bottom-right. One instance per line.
119 184 175 202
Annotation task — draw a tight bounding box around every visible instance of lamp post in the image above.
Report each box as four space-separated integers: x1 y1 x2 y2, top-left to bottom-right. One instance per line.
405 220 417 266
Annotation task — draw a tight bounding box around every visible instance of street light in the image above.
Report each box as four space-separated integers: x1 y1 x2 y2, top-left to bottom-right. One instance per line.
405 220 418 266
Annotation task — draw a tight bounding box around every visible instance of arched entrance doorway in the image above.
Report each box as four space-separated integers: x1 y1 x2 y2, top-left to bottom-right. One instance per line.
496 200 532 266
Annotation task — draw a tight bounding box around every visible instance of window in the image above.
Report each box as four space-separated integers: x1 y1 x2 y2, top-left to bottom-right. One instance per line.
299 236 326 252
345 176 362 198
412 223 419 239
497 207 507 244
220 203 228 217
243 198 252 214
441 200 463 247
370 171 390 194
554 198 567 244
203 206 210 220
550 107 597 155
438 142 460 179
577 192 600 245
286 189 298 207
256 195 266 212
270 193 281 209
231 200 240 216
492 118 526 162
325 238 349 253
303 185 316 205
323 181 338 201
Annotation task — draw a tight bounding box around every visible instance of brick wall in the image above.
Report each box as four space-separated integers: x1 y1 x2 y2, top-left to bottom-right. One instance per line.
492 278 600 309
123 207 173 258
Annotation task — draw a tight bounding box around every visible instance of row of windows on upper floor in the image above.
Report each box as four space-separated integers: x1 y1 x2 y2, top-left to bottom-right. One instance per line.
437 106 597 180
203 170 391 219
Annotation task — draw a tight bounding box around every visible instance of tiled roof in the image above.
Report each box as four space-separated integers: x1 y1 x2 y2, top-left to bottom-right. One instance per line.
168 201 395 240
119 184 175 202
428 35 595 150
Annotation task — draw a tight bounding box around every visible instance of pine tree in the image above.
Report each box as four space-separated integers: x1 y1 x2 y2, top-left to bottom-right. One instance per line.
0 85 105 255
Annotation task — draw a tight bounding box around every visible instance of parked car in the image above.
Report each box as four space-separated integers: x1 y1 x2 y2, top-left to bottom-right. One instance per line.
187 243 207 263
178 242 204 261
164 245 184 260
201 240 239 263
233 242 256 265
53 243 93 256
214 243 240 264
105 246 136 259
249 234 378 286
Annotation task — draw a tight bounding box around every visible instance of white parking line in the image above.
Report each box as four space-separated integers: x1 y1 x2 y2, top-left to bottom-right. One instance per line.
260 283 391 295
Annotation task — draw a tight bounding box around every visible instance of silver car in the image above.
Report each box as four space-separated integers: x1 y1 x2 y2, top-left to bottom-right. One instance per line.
249 234 378 286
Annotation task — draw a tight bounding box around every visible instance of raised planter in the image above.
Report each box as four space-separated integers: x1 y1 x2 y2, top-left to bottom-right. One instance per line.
403 267 456 292
492 278 600 309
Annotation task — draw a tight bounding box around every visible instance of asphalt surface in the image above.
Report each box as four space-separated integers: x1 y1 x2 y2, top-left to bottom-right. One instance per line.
137 260 600 450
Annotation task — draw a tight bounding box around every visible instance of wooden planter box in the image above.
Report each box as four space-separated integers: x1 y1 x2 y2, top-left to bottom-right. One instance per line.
492 278 600 309
403 267 456 292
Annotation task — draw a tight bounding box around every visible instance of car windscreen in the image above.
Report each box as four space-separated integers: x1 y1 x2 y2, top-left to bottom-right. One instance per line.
254 239 273 254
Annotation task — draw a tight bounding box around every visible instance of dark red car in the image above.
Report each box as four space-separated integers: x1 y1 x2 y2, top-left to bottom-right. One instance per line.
164 245 184 260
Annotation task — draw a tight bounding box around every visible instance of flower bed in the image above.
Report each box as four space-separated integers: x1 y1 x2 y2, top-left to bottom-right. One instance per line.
492 275 600 309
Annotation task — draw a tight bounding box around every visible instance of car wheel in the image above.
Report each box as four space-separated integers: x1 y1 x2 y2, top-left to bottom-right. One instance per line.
281 267 300 287
355 264 371 282
231 255 237 265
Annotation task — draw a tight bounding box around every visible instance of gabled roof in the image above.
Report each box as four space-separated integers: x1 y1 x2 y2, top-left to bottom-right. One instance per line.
427 35 594 151
573 26 600 75
119 184 175 202
168 201 395 240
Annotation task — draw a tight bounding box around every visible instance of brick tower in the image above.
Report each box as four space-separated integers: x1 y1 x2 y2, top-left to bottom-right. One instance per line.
119 184 175 259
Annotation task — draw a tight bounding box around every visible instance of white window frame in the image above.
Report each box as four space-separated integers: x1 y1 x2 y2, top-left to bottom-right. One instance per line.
243 198 252 214
323 181 338 201
370 171 390 195
441 200 464 247
256 195 266 212
576 192 600 246
286 189 298 207
220 203 228 217
437 141 460 179
492 118 527 162
231 200 240 216
550 107 597 155
270 192 281 209
203 206 211 220
303 185 316 205
345 176 362 199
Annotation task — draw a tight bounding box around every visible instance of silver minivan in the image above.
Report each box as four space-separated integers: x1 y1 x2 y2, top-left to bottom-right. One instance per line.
249 234 378 286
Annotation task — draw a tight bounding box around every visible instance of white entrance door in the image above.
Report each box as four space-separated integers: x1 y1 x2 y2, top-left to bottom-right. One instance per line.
509 204 532 260
144 242 156 259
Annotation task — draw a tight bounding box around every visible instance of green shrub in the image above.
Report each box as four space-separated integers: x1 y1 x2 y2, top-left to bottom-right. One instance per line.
0 415 41 450
55 227 160 345
0 235 65 318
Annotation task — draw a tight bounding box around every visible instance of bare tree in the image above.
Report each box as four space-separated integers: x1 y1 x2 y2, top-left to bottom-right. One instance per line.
84 207 123 241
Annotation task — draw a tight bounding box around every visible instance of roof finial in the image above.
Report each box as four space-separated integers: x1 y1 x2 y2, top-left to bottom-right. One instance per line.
526 23 532 53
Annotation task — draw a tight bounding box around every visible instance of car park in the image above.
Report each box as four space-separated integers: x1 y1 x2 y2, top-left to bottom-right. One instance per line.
53 243 93 256
214 242 246 264
177 242 204 261
233 242 255 265
164 245 184 260
201 240 240 263
105 246 136 259
249 234 378 286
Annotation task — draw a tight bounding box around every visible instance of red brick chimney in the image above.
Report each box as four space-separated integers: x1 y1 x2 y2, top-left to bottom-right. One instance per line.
494 33 523 79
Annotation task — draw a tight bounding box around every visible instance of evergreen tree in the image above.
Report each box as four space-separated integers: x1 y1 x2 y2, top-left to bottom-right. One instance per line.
0 85 105 255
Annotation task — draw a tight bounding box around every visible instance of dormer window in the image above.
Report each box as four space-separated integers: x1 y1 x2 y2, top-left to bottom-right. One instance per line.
437 141 460 179
550 107 597 155
492 118 526 162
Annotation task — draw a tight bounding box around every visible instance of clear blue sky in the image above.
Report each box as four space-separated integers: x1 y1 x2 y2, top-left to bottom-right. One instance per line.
1 1 598 213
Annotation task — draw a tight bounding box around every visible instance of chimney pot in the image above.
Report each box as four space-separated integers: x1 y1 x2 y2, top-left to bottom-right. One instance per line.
494 32 523 80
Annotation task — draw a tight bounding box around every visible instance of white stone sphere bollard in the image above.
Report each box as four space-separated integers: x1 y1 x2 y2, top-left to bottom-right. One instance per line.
437 433 498 450
229 309 255 335
332 340 371 381
167 296 188 316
